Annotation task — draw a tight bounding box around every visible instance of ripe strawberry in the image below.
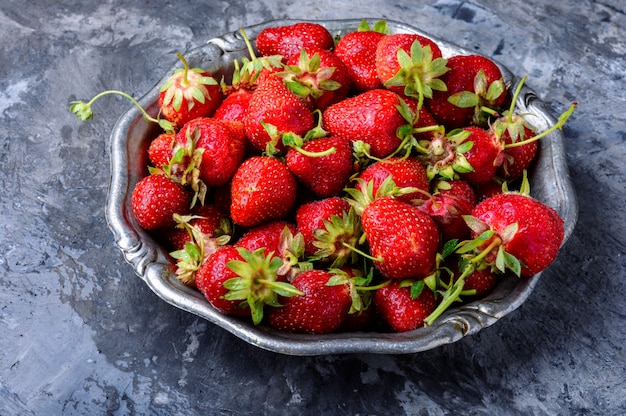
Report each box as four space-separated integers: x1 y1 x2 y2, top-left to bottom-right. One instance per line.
148 132 175 169
280 48 352 111
322 89 408 159
417 179 477 241
256 22 334 62
131 173 190 230
285 136 354 197
375 33 448 104
213 89 253 127
459 266 499 298
244 75 315 154
174 117 247 188
295 197 359 265
268 269 352 334
374 280 437 332
356 157 429 205
466 192 565 277
164 204 231 252
196 245 303 323
427 54 507 129
158 53 222 128
334 20 388 93
230 156 298 227
420 126 500 186
361 197 440 279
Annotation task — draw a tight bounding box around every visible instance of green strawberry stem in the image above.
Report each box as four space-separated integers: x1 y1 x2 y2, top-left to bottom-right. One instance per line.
423 264 474 326
341 242 384 263
69 90 174 133
176 52 191 87
504 101 576 149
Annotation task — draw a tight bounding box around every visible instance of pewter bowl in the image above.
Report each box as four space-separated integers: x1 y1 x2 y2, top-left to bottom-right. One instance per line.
106 19 577 355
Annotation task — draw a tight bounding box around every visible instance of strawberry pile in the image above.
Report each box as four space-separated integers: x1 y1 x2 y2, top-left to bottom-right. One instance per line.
71 20 575 334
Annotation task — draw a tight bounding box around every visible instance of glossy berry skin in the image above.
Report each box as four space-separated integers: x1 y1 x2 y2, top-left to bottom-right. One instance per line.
131 174 190 230
236 221 298 256
322 89 406 159
374 281 437 332
357 157 429 204
427 54 507 129
244 75 314 154
496 125 538 181
195 245 251 317
471 193 565 277
334 30 386 93
286 136 354 197
148 133 175 169
163 204 228 252
158 69 222 128
175 117 247 187
460 126 502 186
229 156 298 227
375 33 443 94
295 197 351 256
268 269 352 334
256 22 334 62
361 197 440 279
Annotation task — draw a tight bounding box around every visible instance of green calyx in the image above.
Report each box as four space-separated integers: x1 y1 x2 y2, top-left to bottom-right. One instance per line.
309 207 363 268
224 247 304 325
384 39 450 110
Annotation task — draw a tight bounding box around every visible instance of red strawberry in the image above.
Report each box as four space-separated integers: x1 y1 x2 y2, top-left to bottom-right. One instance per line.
256 22 334 62
236 221 298 254
268 269 352 334
459 266 499 298
158 53 222 128
213 89 253 127
417 179 477 241
295 197 359 264
375 33 448 104
334 20 388 93
374 280 437 332
230 156 298 227
164 204 231 252
175 117 247 188
420 126 500 186
361 197 440 279
131 173 190 230
280 48 351 111
148 132 175 169
356 157 429 204
427 54 507 129
285 136 354 197
244 75 315 154
467 192 565 277
322 89 408 159
196 245 303 323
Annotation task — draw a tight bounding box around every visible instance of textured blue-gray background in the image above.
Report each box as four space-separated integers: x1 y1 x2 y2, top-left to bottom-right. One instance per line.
1 1 624 414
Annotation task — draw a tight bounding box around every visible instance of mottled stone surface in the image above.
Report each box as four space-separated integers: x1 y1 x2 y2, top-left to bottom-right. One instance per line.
0 1 624 415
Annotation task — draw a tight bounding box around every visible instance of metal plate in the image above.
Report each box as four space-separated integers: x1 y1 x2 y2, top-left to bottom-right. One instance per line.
106 19 578 355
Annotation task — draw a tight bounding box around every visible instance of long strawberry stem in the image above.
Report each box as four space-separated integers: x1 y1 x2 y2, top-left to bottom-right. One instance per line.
423 264 474 326
69 90 175 133
504 102 577 149
176 52 191 87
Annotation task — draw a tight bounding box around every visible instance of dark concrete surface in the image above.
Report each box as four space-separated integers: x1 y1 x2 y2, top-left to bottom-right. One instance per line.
1 0 624 415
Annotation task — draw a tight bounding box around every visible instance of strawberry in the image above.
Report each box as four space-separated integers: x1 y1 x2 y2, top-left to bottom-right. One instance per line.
196 245 303 323
148 132 175 169
268 269 352 334
356 157 429 205
244 75 315 154
285 136 354 197
375 33 448 106
465 192 565 277
213 89 253 127
295 197 361 267
229 156 298 227
427 54 507 129
131 173 190 230
458 266 499 298
417 179 477 241
158 53 222 128
280 48 352 111
174 117 247 188
374 280 437 332
322 89 408 159
164 204 231 252
255 22 334 62
334 20 388 93
420 126 500 186
361 197 440 279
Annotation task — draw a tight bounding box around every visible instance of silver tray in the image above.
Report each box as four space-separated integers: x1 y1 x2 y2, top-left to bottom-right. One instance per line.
106 19 578 355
